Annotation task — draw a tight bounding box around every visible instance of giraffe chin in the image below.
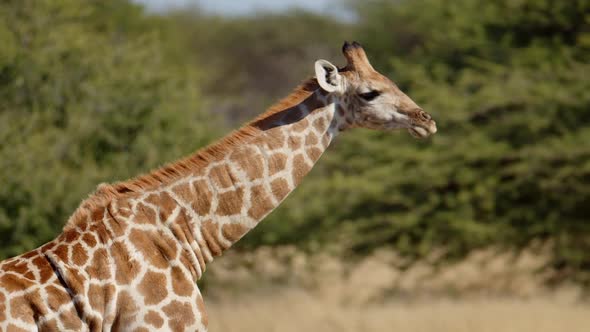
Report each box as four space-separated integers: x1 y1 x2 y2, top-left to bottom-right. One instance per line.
408 126 430 139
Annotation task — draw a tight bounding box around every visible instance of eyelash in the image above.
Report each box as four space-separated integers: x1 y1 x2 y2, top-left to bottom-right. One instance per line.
359 90 381 101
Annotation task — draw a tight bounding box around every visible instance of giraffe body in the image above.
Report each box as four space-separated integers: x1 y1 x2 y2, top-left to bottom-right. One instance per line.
0 42 436 331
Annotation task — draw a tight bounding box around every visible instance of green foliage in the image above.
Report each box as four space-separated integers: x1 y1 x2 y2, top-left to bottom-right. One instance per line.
161 10 353 124
0 0 217 258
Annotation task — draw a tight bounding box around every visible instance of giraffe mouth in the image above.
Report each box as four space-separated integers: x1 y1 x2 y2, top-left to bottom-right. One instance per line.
408 122 437 139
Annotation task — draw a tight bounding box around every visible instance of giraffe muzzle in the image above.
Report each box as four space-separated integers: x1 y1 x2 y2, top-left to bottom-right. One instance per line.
409 120 437 138
404 109 437 138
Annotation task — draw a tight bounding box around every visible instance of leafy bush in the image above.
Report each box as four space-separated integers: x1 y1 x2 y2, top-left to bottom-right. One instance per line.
0 0 217 258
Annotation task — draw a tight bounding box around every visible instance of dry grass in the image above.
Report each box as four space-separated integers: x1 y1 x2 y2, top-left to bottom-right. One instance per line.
204 246 590 332
208 291 590 332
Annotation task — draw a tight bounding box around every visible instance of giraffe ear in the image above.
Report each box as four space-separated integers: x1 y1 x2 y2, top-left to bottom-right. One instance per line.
315 59 343 93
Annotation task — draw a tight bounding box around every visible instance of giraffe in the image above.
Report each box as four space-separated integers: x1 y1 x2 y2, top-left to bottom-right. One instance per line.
0 41 436 331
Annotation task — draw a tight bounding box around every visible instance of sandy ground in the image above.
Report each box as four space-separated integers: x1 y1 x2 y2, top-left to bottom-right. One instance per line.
204 246 590 332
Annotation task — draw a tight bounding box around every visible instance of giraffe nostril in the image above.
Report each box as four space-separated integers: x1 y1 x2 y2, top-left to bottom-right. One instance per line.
419 111 431 121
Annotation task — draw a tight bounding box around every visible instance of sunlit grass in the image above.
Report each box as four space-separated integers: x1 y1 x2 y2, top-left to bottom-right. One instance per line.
206 247 589 332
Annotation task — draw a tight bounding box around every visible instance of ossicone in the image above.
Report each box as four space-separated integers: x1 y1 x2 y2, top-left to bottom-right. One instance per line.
342 41 364 53
341 40 373 72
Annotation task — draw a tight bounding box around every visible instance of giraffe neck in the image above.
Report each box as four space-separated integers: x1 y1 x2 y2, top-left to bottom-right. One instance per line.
0 86 345 331
182 89 343 277
78 85 348 281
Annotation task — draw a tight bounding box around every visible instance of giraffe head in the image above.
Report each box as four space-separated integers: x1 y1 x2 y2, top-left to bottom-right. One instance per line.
314 41 437 138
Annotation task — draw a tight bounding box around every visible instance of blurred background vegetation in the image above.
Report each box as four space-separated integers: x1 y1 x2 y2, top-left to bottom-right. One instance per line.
0 0 589 284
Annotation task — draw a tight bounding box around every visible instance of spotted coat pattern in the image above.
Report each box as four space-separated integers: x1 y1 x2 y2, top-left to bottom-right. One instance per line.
0 42 436 331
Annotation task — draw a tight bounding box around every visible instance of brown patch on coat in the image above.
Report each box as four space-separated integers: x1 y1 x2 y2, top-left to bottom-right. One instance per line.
221 223 249 243
111 240 140 284
248 185 275 220
145 192 177 223
136 202 157 225
270 178 290 201
42 319 60 331
53 244 70 264
7 324 29 332
171 182 192 204
305 132 319 146
190 179 213 216
269 153 287 176
62 229 81 243
22 249 39 260
153 230 179 261
215 187 244 216
91 206 106 223
90 222 112 246
210 164 238 189
87 248 111 280
88 284 105 314
292 118 310 133
292 154 311 185
46 284 70 310
23 270 35 281
231 147 264 180
33 256 54 284
71 243 88 266
6 257 36 281
82 233 98 248
162 300 196 331
145 310 165 328
313 117 327 132
40 241 56 253
306 147 323 162
60 306 83 330
171 266 194 296
263 128 286 150
129 229 168 269
10 296 34 323
2 260 28 276
0 273 35 292
138 271 168 305
288 136 303 151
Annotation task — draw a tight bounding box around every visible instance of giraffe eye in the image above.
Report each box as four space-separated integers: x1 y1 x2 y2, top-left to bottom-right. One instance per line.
359 90 381 101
